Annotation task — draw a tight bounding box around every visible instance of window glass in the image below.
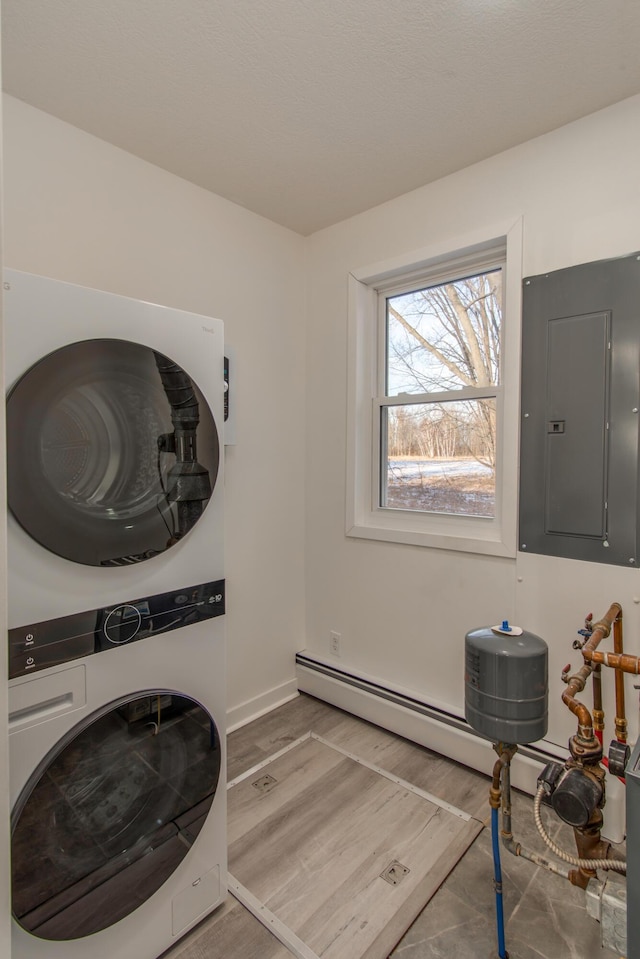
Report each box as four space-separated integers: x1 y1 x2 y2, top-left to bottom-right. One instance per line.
381 269 502 517
386 270 502 395
381 398 497 516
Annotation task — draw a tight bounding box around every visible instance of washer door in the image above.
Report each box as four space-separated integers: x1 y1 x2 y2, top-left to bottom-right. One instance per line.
7 339 219 566
11 692 222 940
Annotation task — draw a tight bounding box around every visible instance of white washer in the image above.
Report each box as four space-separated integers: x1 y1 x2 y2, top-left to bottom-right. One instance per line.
4 270 227 959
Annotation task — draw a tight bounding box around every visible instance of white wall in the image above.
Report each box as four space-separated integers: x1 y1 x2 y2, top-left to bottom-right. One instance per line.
3 87 640 840
2 77 639 958
304 94 640 754
2 94 307 725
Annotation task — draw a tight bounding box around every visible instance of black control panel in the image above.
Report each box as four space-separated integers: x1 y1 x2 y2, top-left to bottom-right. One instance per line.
8 580 225 680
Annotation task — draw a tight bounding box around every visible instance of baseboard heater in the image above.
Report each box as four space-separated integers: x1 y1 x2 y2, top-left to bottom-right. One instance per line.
296 651 626 841
296 651 564 798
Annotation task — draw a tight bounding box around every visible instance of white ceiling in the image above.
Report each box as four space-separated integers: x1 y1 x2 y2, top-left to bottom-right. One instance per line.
3 1 640 235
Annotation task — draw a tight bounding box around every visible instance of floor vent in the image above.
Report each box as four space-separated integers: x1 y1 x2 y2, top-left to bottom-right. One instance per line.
380 861 410 886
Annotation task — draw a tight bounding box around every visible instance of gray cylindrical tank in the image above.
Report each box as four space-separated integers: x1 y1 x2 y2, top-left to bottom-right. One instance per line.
464 622 548 744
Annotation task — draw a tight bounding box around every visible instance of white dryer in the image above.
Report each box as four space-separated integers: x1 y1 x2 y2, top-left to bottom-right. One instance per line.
4 270 227 959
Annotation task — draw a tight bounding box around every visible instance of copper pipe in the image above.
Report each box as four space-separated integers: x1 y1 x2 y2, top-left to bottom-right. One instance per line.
583 603 621 653
591 663 604 739
561 602 621 741
583 649 640 675
613 611 627 743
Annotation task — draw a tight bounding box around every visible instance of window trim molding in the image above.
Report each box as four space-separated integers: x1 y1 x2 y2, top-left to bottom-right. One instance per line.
346 217 523 557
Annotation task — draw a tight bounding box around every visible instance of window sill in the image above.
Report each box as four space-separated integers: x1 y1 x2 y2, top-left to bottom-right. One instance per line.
347 513 516 558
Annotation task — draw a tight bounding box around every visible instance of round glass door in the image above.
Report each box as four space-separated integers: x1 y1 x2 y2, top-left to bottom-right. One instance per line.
7 339 219 566
11 692 222 940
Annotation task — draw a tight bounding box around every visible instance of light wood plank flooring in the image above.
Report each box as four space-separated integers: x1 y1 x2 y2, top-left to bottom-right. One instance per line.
228 734 480 959
162 692 609 959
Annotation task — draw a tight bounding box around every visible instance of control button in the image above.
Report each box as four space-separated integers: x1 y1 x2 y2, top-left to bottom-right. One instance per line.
175 594 189 605
25 633 34 646
26 656 35 667
103 605 142 645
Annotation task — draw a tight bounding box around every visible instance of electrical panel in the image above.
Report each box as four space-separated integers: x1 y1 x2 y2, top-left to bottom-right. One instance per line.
519 252 640 567
626 736 640 957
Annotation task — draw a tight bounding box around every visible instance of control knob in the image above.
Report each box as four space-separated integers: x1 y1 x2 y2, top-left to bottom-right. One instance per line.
103 604 142 644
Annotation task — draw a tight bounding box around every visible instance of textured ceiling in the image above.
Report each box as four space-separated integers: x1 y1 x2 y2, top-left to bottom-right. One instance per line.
3 1 640 235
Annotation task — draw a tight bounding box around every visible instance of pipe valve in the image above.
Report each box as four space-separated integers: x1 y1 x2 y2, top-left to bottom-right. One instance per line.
607 740 630 778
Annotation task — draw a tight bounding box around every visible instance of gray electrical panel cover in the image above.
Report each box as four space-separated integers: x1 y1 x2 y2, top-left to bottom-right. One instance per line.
626 736 640 958
519 252 640 567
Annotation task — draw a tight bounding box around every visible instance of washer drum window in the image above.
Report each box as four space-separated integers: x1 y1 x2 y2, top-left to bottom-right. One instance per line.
6 339 219 566
11 692 222 940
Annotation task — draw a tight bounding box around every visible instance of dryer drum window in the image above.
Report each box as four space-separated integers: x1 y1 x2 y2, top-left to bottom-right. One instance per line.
6 339 220 566
11 692 222 940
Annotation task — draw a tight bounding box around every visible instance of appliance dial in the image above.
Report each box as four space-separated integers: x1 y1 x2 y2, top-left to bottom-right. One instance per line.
103 604 142 644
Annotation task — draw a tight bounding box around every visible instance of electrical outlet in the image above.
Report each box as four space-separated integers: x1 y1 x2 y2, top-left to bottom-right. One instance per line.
330 630 341 656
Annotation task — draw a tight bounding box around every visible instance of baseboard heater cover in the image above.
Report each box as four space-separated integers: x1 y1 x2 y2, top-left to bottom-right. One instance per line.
296 652 563 796
295 652 626 843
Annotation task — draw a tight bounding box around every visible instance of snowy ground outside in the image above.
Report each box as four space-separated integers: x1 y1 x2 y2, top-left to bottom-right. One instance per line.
385 456 495 517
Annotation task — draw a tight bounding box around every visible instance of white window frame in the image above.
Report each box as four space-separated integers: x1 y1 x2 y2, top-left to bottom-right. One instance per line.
346 218 523 557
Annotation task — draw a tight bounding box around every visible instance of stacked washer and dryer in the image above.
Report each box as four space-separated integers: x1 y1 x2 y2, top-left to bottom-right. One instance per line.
4 270 227 959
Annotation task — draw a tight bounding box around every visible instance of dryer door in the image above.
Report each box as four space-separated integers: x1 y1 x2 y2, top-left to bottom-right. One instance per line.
7 339 220 566
11 692 222 940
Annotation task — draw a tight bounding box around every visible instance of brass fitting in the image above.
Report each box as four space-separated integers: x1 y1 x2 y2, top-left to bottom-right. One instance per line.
569 734 603 765
614 717 628 742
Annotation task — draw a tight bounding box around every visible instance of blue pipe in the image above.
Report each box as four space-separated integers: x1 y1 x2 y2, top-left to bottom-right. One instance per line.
491 805 508 958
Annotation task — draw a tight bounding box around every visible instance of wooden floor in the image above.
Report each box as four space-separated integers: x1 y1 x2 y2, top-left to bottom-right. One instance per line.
228 733 480 959
161 693 489 959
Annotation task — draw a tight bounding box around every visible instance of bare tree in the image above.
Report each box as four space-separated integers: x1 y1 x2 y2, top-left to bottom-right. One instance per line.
387 271 501 469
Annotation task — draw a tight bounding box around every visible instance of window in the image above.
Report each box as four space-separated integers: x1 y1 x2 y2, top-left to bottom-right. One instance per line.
347 220 522 556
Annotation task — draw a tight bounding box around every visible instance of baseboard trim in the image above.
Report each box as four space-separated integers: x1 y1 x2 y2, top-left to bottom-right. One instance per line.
226 679 299 733
295 652 564 798
295 652 628 841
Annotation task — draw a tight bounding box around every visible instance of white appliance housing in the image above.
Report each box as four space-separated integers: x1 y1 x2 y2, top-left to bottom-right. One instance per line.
9 627 227 959
4 270 225 626
4 270 227 959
